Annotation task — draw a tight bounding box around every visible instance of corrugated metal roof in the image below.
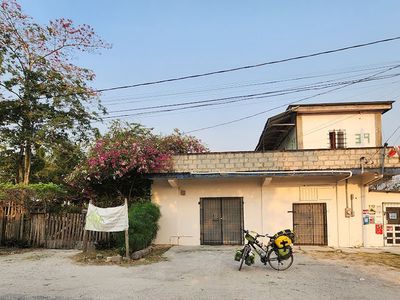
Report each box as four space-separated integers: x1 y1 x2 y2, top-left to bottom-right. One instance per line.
255 101 394 151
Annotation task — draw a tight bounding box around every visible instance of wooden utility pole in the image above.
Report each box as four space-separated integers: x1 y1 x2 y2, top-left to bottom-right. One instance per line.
82 200 92 253
124 198 130 258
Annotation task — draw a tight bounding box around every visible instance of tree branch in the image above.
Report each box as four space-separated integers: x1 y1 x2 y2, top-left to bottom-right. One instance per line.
37 42 100 62
0 37 27 72
1 9 31 60
0 82 23 100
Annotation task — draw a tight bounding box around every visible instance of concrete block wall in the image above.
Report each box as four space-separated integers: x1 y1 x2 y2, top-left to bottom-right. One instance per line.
171 148 399 173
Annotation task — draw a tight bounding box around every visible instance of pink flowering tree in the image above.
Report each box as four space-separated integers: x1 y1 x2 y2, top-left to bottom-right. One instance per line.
0 0 110 184
69 122 208 205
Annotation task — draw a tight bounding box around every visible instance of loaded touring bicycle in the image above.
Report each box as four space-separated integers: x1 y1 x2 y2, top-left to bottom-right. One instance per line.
235 229 295 271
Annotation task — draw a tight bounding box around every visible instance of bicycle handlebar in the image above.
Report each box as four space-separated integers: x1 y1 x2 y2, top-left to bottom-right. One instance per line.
242 229 272 238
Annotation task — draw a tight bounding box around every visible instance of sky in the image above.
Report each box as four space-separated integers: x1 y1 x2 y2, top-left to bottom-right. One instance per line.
17 0 400 151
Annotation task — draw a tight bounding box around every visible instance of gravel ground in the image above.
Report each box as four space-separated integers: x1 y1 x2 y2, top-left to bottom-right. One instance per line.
0 246 399 300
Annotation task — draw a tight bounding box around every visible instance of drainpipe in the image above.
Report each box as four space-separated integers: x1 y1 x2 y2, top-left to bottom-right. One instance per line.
260 185 264 234
338 172 353 247
345 179 351 246
338 171 353 182
335 181 340 247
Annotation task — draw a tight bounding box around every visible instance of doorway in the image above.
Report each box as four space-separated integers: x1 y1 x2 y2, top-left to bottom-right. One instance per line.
383 203 400 246
293 203 328 245
200 197 243 245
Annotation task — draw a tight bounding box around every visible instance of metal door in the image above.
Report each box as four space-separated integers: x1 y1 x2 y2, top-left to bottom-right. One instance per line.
383 203 400 246
200 197 243 245
293 203 327 245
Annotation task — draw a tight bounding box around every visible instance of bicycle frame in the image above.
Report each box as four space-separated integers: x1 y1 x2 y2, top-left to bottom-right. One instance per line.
243 236 270 262
238 229 294 271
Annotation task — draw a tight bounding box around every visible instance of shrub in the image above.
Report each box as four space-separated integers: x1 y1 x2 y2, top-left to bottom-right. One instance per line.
3 238 30 248
94 236 118 250
0 183 80 213
118 201 161 253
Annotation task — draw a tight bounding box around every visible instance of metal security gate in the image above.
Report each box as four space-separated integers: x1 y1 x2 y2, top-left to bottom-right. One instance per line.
200 197 243 245
293 203 327 245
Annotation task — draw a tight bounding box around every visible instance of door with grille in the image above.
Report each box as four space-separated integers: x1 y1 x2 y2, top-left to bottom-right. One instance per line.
384 203 400 246
200 197 243 245
293 203 327 245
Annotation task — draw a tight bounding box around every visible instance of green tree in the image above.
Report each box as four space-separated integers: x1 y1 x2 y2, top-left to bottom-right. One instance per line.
0 144 17 182
32 141 85 185
0 0 110 184
69 121 208 205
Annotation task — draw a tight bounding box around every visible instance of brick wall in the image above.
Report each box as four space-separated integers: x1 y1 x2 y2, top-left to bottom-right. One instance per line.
171 148 399 173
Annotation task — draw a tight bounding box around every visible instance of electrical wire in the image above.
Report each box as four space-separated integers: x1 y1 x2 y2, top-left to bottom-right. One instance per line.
183 65 400 134
100 71 400 119
99 63 400 105
302 114 359 137
385 125 400 144
39 36 400 99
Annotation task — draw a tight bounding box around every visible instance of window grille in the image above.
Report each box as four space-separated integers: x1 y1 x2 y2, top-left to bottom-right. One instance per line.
328 130 346 149
336 130 345 148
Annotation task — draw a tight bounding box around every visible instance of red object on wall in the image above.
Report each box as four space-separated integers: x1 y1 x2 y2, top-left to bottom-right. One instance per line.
388 148 397 157
375 224 383 235
387 146 400 157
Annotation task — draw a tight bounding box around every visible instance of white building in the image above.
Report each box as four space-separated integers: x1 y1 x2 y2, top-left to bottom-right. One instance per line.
151 101 400 247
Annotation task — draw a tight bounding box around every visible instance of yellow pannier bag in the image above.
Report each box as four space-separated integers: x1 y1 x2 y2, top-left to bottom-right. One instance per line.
275 235 292 248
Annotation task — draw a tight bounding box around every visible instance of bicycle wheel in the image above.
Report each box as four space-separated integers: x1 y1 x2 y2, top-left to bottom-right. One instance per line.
238 245 250 271
267 248 293 271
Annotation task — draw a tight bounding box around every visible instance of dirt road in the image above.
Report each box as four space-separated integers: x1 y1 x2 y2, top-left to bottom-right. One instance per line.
0 246 399 300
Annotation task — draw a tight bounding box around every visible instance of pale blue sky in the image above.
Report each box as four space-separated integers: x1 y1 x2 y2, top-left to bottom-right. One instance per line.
19 0 400 150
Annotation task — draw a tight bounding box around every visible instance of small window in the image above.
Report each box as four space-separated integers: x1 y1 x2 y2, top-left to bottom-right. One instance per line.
329 131 336 149
328 130 346 149
337 131 345 148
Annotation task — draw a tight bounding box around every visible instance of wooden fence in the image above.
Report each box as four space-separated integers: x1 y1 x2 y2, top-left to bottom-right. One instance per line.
0 201 25 245
0 205 112 249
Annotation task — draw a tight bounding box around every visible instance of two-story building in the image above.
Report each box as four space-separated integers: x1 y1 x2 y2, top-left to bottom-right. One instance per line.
151 101 400 248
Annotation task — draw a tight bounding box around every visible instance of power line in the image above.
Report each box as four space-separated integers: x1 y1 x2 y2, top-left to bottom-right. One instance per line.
385 125 400 144
101 72 400 118
389 94 400 145
95 37 400 92
105 80 345 115
183 65 400 134
99 63 399 105
41 36 400 99
393 131 400 145
302 114 359 137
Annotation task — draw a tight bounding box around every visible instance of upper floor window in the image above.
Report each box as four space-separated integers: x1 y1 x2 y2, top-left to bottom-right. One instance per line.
329 130 346 149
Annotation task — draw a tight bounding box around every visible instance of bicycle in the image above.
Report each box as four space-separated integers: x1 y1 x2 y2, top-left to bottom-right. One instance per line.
235 229 294 271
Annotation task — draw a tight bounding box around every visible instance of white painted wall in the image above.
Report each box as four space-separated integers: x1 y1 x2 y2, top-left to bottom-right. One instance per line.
335 180 363 247
152 178 263 245
260 183 339 246
152 176 369 247
300 113 377 149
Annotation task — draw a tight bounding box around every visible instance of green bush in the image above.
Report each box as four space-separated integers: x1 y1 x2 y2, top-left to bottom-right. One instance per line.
118 201 161 253
0 182 66 200
0 183 80 213
3 238 30 248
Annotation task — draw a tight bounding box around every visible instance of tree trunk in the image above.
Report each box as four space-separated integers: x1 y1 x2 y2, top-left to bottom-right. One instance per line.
23 142 31 185
16 145 24 184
